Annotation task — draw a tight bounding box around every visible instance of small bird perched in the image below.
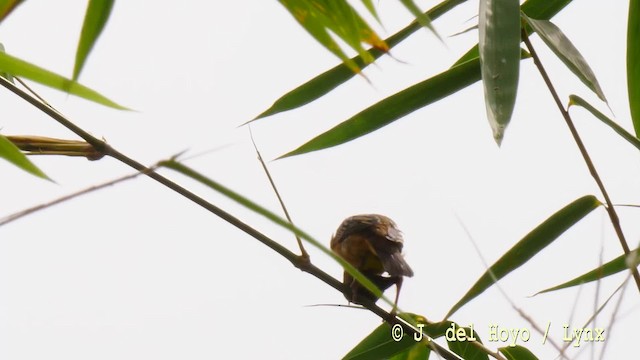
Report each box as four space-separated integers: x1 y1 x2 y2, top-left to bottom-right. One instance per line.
330 214 413 311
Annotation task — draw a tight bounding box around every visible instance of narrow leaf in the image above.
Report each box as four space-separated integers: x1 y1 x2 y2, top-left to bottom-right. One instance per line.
0 0 23 23
568 95 640 151
478 0 520 145
499 346 539 360
446 195 601 318
252 0 469 121
524 15 607 102
278 0 384 73
279 58 481 158
343 317 447 360
73 0 114 81
447 324 488 360
453 0 576 67
398 0 441 41
256 0 574 123
628 0 640 136
0 43 14 83
0 134 50 180
0 51 128 109
535 246 640 295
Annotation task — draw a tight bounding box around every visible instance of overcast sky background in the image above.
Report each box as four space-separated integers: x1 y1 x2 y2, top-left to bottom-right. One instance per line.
0 1 638 359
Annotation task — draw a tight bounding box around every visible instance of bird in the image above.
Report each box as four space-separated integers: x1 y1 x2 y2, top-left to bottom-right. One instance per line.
330 214 413 312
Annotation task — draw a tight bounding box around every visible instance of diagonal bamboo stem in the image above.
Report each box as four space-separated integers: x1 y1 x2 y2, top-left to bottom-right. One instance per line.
521 28 640 292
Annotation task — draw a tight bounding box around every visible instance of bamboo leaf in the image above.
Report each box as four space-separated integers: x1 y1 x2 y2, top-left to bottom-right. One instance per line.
278 0 385 73
343 317 446 360
628 0 640 136
535 246 640 295
256 0 574 123
524 15 607 103
499 346 539 360
279 58 481 158
73 0 114 81
0 43 14 83
453 0 575 67
478 0 520 145
0 51 128 109
0 134 50 180
252 0 469 121
568 95 640 151
447 324 487 360
0 0 23 23
446 195 601 318
398 0 441 41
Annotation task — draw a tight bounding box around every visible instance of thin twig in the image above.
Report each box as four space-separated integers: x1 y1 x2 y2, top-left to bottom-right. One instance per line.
0 167 152 226
248 125 309 260
455 213 565 359
521 28 640 292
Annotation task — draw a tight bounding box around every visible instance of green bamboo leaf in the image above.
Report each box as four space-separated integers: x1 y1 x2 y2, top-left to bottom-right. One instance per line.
447 324 487 360
398 0 441 41
523 15 607 103
279 58 481 158
343 317 448 360
0 0 23 23
161 160 394 308
252 0 469 121
256 0 574 123
0 51 128 109
446 195 601 318
0 134 50 180
453 0 575 67
568 95 640 151
0 43 14 83
628 0 640 136
342 322 416 360
278 0 385 73
535 246 640 295
499 346 539 360
73 0 114 81
478 0 520 145
359 0 380 23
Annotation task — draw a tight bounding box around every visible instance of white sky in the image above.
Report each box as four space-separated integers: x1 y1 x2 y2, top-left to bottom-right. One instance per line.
0 1 638 359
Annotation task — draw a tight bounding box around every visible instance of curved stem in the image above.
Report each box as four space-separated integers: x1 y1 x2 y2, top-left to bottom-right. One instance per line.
521 29 640 292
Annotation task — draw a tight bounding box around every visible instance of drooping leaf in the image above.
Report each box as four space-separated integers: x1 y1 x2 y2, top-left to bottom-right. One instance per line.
0 133 50 180
0 0 23 23
446 195 601 318
453 0 576 67
252 0 469 121
343 317 455 360
342 321 417 360
628 0 640 136
256 0 574 124
524 15 607 103
535 246 640 295
499 346 539 360
0 43 14 83
568 95 640 151
446 324 488 360
278 0 385 73
398 0 441 41
478 0 520 145
279 58 481 158
73 0 115 81
0 51 127 109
